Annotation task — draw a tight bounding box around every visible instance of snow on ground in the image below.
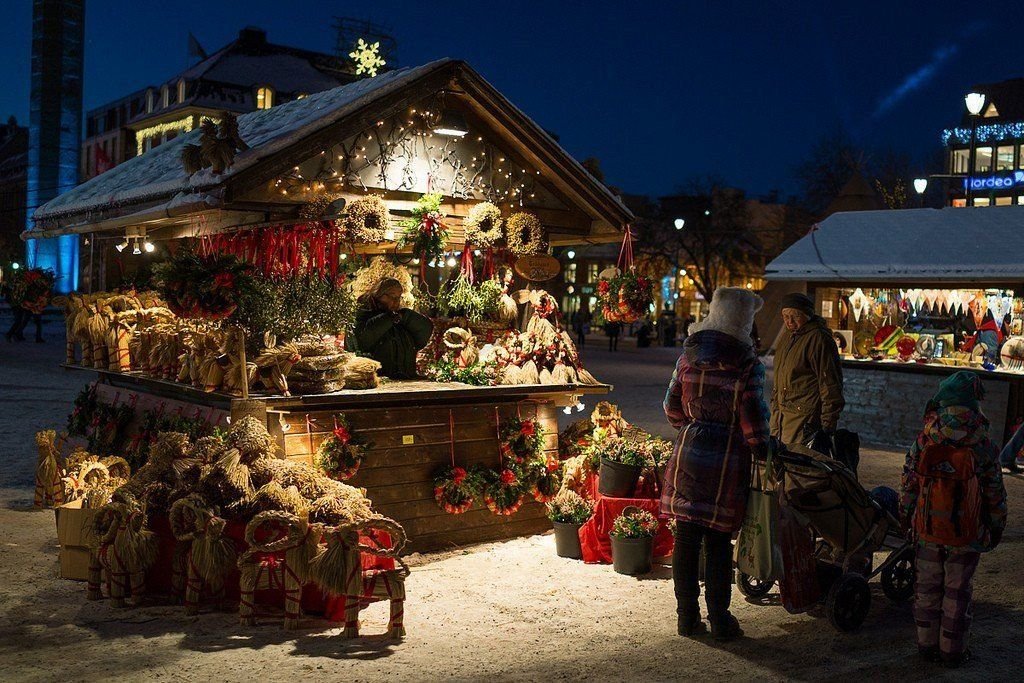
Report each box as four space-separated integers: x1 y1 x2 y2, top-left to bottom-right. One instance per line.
0 317 1020 682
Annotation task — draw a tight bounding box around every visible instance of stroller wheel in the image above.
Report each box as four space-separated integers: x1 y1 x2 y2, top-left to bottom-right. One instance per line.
826 572 871 632
881 548 915 603
735 569 774 598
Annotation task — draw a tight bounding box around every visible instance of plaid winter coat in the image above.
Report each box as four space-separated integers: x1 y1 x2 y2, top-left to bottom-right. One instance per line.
661 330 771 533
900 405 1008 552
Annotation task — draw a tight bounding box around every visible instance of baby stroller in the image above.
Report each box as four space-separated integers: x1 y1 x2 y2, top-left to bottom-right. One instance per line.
735 444 915 632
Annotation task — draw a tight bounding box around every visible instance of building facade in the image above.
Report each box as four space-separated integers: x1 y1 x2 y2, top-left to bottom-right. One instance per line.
0 117 28 269
943 77 1024 207
80 27 361 181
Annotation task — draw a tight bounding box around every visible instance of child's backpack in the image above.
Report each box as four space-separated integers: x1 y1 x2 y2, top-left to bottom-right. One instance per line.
913 444 982 546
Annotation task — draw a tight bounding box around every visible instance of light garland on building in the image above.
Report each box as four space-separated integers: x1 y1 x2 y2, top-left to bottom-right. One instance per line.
134 116 200 155
941 121 1024 146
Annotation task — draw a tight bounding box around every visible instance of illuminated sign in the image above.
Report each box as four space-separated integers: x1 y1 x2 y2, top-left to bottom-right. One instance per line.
963 171 1024 191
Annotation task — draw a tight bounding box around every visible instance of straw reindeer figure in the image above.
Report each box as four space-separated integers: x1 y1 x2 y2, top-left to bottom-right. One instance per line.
169 495 237 615
88 496 157 607
237 509 319 629
310 516 410 639
33 430 65 508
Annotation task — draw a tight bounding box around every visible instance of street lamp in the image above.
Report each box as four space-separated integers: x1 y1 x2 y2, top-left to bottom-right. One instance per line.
913 177 928 207
673 218 685 230
964 92 986 204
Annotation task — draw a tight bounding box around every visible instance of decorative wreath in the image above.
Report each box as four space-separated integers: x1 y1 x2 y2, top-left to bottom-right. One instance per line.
433 465 481 514
529 460 562 503
399 192 449 262
483 468 525 516
464 202 504 248
596 269 653 324
344 195 391 243
499 416 545 464
505 212 545 256
314 415 368 481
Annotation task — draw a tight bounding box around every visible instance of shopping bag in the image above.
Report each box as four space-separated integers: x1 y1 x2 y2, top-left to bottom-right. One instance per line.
734 445 781 581
777 505 820 613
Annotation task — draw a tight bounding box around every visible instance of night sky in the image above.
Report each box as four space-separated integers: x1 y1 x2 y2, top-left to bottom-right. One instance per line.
2 1 1024 199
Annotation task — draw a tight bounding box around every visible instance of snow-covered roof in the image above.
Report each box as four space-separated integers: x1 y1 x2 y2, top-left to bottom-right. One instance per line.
34 60 451 223
766 206 1024 282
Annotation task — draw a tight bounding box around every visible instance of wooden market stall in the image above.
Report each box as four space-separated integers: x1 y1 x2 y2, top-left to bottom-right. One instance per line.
766 206 1024 447
30 59 636 552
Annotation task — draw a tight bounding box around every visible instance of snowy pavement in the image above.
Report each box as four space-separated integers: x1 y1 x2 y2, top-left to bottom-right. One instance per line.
0 320 1020 682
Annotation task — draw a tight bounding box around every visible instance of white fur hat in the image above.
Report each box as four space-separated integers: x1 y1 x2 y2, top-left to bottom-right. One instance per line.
689 287 763 343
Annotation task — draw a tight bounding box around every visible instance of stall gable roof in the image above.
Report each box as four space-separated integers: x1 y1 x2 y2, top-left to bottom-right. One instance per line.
33 59 632 230
765 206 1024 282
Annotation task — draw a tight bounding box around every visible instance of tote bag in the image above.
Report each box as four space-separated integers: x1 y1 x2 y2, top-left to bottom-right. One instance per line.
734 443 781 581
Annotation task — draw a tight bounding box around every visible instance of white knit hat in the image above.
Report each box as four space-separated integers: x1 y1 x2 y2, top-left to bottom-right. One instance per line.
689 286 763 343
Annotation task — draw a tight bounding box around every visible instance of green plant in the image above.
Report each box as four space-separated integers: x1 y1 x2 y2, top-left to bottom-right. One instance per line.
153 248 252 320
399 192 448 262
233 272 355 346
637 437 674 468
601 438 647 467
546 489 593 525
436 274 504 323
610 508 659 538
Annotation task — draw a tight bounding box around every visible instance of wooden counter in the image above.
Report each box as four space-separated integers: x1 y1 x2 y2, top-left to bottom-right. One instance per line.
70 365 611 553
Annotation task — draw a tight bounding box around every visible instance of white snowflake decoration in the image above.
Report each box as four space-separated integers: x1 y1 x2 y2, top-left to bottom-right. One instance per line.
349 38 386 77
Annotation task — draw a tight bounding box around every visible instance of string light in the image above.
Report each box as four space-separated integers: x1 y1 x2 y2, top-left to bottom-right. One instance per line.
942 121 1024 145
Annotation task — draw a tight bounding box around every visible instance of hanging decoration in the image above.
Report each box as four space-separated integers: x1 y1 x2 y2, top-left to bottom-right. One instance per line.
5 267 55 314
349 38 386 77
464 202 504 248
498 416 544 464
482 466 525 516
153 249 252 320
595 228 653 324
314 414 369 481
203 222 342 280
432 465 482 514
399 192 449 281
505 212 545 256
527 459 561 503
343 195 392 243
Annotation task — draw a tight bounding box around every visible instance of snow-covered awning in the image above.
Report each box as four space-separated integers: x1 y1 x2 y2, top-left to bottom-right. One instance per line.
766 206 1024 283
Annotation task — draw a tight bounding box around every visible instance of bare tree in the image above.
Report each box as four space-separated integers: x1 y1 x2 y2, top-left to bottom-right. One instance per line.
793 128 867 215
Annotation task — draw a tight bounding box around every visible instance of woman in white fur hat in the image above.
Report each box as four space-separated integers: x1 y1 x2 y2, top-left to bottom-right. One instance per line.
661 286 770 641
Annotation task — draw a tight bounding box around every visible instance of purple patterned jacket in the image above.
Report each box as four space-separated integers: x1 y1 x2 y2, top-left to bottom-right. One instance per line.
660 330 771 533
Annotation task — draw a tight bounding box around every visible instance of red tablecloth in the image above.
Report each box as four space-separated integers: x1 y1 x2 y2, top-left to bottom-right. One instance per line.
146 515 393 620
578 472 674 564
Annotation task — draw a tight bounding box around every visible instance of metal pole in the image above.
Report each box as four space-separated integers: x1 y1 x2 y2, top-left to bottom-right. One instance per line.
966 115 978 204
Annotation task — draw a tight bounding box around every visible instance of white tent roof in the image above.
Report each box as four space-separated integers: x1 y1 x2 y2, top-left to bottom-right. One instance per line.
766 206 1024 283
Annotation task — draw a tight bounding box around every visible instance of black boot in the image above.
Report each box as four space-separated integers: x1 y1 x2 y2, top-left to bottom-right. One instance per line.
710 613 744 642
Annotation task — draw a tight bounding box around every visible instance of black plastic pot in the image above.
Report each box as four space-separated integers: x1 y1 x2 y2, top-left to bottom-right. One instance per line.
599 458 642 498
611 535 653 575
552 521 583 559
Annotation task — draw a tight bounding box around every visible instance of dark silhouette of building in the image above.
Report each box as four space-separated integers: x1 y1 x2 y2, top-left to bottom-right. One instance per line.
81 27 362 180
0 117 28 267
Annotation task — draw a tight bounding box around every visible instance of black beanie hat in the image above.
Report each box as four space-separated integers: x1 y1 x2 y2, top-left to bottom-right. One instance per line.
780 293 814 316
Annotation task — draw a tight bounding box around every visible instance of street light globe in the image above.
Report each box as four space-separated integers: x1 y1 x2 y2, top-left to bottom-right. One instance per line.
673 218 685 230
913 178 928 195
567 250 576 259
965 92 986 116
11 262 19 270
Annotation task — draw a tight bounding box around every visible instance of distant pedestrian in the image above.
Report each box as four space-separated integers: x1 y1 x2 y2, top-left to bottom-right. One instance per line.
572 308 591 349
999 421 1022 473
900 371 1007 668
770 293 844 446
662 286 769 641
604 320 621 352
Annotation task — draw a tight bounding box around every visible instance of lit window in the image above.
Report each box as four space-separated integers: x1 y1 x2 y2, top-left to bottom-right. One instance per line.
161 85 169 108
177 79 186 103
564 263 577 283
997 145 1014 171
256 87 274 110
1018 145 1024 170
975 147 992 173
952 198 967 208
983 102 1000 118
146 89 154 113
587 264 600 283
973 197 991 207
951 149 970 174
1017 196 1024 205
995 196 1012 206
296 93 308 100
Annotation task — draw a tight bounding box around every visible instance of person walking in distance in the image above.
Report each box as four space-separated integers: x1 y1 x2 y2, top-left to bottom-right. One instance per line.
604 320 621 352
770 293 844 446
900 371 1007 668
661 287 770 641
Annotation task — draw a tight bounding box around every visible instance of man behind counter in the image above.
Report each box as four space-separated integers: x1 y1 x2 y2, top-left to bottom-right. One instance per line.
347 278 433 380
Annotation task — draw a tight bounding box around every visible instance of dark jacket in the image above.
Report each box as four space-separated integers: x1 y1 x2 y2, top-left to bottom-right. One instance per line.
348 306 433 379
770 316 844 445
660 330 771 533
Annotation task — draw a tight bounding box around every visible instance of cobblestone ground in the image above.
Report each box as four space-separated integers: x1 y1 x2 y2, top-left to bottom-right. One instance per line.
0 320 1020 682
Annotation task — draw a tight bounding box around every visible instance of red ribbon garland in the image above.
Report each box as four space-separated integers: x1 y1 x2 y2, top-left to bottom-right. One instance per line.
616 224 635 272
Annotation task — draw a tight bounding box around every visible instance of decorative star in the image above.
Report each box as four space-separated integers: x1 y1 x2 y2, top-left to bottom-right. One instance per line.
349 38 386 77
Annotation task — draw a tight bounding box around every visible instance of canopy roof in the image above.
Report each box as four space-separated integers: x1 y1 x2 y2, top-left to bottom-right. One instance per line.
30 59 631 240
766 206 1024 283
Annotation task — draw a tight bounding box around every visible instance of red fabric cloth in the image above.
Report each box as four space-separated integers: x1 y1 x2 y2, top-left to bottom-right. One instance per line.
144 515 393 620
578 474 674 564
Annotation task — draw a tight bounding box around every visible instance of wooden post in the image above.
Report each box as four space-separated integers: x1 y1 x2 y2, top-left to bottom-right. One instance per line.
237 327 249 400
